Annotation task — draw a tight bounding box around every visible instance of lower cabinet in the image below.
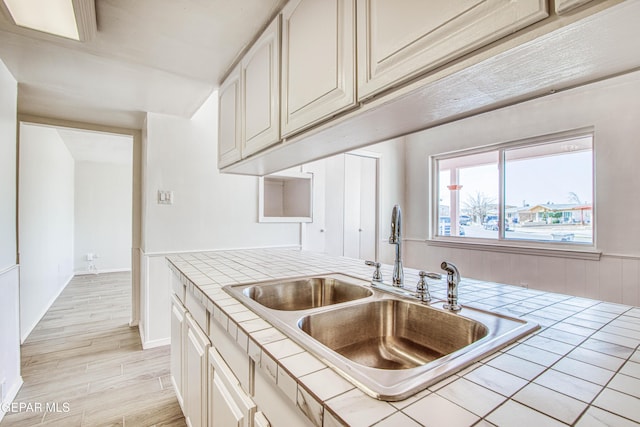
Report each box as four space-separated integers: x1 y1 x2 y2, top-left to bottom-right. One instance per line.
208 347 256 427
171 283 315 427
185 314 211 427
170 294 186 408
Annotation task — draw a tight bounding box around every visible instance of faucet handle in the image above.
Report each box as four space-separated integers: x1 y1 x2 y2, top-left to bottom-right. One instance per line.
416 271 431 303
365 261 382 282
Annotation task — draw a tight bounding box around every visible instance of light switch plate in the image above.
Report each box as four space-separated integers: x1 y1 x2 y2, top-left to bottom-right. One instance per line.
157 190 174 205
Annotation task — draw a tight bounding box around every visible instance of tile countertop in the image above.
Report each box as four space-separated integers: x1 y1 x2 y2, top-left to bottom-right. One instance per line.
167 248 640 427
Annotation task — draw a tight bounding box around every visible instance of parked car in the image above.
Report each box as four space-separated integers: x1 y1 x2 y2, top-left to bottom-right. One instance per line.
484 218 512 231
439 217 465 236
459 215 472 226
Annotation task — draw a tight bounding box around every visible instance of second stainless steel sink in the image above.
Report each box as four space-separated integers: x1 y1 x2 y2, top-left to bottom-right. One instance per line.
223 273 539 401
298 299 488 370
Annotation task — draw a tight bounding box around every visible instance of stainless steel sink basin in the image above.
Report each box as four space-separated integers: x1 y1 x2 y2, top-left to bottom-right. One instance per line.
223 273 539 401
298 299 488 370
243 276 372 310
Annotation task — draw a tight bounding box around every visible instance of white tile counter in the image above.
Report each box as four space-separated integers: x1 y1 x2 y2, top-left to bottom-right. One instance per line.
167 248 640 427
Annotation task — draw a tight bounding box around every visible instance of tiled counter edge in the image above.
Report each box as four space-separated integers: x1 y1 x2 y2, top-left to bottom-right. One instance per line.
166 249 640 427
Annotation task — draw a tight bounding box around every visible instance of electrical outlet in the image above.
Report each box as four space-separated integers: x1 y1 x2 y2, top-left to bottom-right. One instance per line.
157 190 174 205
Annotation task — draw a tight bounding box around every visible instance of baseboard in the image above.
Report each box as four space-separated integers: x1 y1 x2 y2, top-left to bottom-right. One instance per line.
138 323 170 349
21 273 74 343
74 268 132 276
0 376 24 423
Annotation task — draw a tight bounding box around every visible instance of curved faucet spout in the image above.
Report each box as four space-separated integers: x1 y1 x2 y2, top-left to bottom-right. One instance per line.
389 205 403 287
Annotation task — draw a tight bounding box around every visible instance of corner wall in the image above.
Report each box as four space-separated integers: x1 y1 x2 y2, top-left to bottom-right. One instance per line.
18 124 75 341
404 71 640 305
0 59 21 422
139 91 301 347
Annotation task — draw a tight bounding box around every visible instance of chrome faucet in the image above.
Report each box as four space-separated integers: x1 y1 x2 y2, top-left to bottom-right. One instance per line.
389 205 404 287
365 260 382 282
441 261 461 311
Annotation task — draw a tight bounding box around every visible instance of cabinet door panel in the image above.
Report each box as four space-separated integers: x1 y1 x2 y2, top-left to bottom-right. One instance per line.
357 0 548 99
242 17 280 157
170 295 186 409
281 0 355 137
208 348 255 427
218 65 242 168
185 315 210 427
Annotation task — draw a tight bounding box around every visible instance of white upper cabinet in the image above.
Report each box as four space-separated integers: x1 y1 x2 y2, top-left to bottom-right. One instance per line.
218 64 242 168
280 0 356 137
241 16 281 158
356 0 549 100
555 0 594 14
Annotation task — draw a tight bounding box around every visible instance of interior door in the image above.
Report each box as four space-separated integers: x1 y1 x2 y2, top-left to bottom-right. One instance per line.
343 153 378 260
358 156 378 261
343 154 362 259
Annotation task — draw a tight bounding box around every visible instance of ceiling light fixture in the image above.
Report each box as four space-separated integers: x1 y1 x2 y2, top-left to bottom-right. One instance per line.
1 0 96 41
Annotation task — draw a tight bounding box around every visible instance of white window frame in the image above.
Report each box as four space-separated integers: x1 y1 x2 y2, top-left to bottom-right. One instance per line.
428 128 601 261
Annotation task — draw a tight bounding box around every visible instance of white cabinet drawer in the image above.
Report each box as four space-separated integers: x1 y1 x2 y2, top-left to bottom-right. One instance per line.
171 270 185 304
185 290 208 335
209 315 252 394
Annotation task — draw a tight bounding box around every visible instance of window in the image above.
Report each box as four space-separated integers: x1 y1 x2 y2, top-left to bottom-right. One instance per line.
433 132 593 246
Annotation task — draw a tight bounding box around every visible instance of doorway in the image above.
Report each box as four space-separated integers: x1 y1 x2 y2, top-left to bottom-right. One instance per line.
17 118 140 342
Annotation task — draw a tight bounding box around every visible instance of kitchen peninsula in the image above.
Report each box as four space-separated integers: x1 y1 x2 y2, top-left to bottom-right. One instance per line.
168 248 640 427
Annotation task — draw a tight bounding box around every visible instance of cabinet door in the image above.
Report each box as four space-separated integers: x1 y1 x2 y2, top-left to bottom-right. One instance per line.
357 0 548 99
218 64 242 168
170 294 186 409
241 16 281 158
281 0 356 137
185 314 211 427
208 348 256 427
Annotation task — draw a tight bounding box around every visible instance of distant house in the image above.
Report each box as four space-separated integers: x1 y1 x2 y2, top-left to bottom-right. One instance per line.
517 204 592 225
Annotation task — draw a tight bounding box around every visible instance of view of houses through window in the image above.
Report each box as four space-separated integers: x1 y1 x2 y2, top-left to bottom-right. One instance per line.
435 133 593 245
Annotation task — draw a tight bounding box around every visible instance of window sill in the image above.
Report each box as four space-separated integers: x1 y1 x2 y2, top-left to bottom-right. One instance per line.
421 237 601 261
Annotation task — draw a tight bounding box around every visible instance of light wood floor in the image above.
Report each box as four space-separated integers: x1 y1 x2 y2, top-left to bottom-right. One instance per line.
2 272 186 427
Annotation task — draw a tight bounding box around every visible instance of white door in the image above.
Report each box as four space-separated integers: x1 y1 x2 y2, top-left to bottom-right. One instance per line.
358 155 378 261
343 153 378 260
302 160 326 253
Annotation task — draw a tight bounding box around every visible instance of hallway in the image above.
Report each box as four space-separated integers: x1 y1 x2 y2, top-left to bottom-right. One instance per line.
2 272 185 426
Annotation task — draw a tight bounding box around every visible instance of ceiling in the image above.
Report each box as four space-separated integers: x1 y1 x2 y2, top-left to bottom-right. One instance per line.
0 0 287 130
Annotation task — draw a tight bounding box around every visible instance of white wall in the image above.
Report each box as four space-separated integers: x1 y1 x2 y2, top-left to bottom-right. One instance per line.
404 71 640 305
18 124 75 341
140 91 301 347
74 161 132 274
0 59 22 422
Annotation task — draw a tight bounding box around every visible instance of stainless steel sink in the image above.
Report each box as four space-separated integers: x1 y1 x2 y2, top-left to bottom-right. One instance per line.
298 299 488 370
242 276 372 310
223 273 539 401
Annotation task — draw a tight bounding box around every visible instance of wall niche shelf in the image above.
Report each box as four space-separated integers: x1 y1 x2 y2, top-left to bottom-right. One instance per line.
258 171 313 223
